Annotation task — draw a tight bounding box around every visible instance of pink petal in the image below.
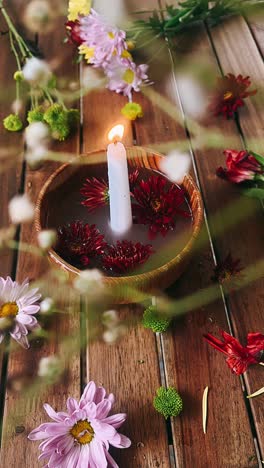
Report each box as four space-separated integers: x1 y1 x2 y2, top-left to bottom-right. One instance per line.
22 305 40 315
92 421 116 440
90 439 107 468
80 381 97 407
43 404 68 422
109 432 131 448
96 399 111 419
66 397 79 415
101 413 127 429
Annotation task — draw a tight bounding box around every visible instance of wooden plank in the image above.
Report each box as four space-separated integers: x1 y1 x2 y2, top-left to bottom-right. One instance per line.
246 8 264 57
0 14 81 467
200 16 264 455
133 33 259 464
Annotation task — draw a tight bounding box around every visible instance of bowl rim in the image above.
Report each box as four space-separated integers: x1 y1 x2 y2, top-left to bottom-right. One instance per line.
35 146 204 283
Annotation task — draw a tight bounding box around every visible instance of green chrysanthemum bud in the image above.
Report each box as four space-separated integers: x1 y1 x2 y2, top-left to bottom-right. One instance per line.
27 106 45 124
121 102 143 121
153 386 183 419
44 104 70 141
3 114 23 132
13 71 24 82
142 305 171 333
67 108 80 128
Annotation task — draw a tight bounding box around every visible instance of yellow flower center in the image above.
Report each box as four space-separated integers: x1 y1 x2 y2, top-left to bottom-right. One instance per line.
223 91 233 100
121 50 132 60
151 200 161 212
123 69 135 84
126 41 135 51
0 302 19 318
108 32 115 39
79 45 95 63
70 420 94 445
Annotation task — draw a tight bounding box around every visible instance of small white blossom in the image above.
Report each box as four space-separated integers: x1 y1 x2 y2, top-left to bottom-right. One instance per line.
25 122 50 149
26 145 49 169
23 0 55 34
74 269 104 294
40 297 55 314
38 355 62 379
11 99 23 114
9 194 34 224
177 75 206 119
22 57 52 86
161 151 191 184
103 325 126 344
38 229 57 250
102 310 119 329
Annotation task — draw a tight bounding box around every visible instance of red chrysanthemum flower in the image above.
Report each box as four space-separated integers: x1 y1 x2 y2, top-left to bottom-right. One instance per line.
216 149 263 183
133 175 190 239
212 252 243 285
209 73 257 119
80 170 140 212
81 177 109 212
103 240 153 274
56 221 106 266
65 20 84 46
204 330 264 375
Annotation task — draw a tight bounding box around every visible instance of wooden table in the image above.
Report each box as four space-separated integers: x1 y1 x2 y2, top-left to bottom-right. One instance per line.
0 1 264 467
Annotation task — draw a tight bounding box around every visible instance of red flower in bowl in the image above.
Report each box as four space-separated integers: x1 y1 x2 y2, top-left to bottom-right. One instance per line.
103 240 153 274
133 175 190 239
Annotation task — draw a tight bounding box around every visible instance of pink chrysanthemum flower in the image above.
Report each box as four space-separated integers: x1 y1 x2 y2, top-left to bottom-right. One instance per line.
106 60 149 101
28 380 131 467
79 9 126 68
0 276 41 348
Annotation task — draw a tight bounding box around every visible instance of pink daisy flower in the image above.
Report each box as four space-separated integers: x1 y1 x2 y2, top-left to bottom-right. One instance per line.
106 60 149 100
0 276 41 349
28 381 131 467
79 9 126 68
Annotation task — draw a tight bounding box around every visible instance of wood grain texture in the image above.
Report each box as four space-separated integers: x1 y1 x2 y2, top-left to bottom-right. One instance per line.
246 7 264 57
82 82 171 465
0 14 81 468
133 33 258 465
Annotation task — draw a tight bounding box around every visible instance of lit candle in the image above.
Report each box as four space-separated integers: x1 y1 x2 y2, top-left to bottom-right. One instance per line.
107 125 132 235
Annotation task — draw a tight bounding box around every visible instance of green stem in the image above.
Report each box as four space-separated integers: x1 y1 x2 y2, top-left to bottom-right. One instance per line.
0 3 32 59
9 30 21 70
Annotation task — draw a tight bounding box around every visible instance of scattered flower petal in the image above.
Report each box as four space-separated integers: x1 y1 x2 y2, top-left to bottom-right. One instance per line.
247 387 264 399
202 386 209 434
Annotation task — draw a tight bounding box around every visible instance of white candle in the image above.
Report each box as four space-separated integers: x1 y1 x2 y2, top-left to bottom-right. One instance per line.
107 125 132 235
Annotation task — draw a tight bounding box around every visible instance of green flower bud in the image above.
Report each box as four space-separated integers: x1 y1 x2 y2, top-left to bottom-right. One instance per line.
3 114 23 132
44 104 70 141
153 386 183 419
121 102 143 121
13 71 24 82
27 106 45 124
142 305 171 333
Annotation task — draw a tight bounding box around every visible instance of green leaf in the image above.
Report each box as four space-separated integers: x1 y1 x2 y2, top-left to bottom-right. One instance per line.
242 188 264 199
248 150 264 166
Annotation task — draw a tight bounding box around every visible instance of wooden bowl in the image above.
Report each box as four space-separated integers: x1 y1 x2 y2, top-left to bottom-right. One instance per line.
35 147 203 303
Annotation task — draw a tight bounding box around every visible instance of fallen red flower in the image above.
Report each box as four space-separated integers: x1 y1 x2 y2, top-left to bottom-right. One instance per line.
57 221 106 266
217 149 263 183
81 170 140 212
103 240 153 274
204 330 264 375
209 73 257 119
212 252 243 285
133 175 190 239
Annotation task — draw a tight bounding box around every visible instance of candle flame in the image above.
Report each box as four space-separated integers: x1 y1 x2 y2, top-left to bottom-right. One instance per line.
108 124 124 142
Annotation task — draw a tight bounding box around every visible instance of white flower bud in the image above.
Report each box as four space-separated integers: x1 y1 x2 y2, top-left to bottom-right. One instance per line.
22 58 52 86
161 151 191 184
23 0 56 34
177 75 206 119
102 310 119 329
26 145 49 169
37 229 57 250
38 355 62 379
103 325 126 344
25 122 50 149
9 194 34 224
40 297 55 314
11 99 23 114
74 269 104 294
